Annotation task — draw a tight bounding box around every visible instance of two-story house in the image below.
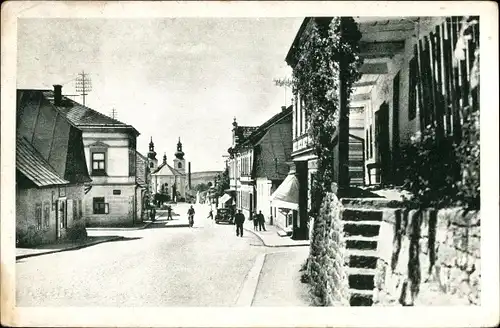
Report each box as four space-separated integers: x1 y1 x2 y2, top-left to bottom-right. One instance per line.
227 120 257 211
226 107 293 222
44 86 142 227
16 88 91 246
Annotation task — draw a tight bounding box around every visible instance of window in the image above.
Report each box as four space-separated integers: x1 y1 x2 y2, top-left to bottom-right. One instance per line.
178 162 182 169
43 202 50 228
92 152 106 175
93 197 109 214
73 199 78 221
150 162 154 168
35 203 42 230
113 189 121 195
78 199 83 219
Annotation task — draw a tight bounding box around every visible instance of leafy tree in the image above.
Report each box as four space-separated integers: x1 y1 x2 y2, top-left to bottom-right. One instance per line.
213 167 229 198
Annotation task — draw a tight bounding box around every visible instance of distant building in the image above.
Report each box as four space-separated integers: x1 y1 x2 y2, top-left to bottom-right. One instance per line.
150 138 188 201
16 88 91 246
42 85 142 227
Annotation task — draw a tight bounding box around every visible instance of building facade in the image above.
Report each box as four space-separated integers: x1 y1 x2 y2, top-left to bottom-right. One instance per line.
16 88 91 246
227 107 293 223
150 139 188 201
283 16 479 239
44 86 142 227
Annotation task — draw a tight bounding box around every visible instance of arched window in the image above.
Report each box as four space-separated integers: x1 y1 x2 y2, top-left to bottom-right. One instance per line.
150 162 154 168
178 162 182 169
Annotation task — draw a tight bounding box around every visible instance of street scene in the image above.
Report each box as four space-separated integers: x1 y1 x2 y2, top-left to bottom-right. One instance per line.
10 6 488 317
17 203 309 307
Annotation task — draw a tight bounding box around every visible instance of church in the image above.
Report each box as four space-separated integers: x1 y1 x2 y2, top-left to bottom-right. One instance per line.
148 137 188 201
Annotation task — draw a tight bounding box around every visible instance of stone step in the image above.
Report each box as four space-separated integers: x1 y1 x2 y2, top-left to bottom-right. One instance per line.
349 288 374 306
342 208 383 222
343 220 381 238
345 249 379 269
345 236 379 250
347 267 376 290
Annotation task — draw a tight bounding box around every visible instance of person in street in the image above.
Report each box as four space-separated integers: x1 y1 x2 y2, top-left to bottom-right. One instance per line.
187 205 195 227
167 205 173 220
253 213 259 231
150 206 156 222
257 210 266 231
234 209 245 237
207 209 213 220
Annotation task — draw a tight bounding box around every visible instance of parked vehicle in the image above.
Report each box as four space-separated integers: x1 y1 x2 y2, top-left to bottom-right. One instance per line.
215 208 233 224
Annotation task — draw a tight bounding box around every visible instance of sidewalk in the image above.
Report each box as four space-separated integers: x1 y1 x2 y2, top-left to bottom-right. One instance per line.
16 235 123 260
243 219 310 248
86 221 153 231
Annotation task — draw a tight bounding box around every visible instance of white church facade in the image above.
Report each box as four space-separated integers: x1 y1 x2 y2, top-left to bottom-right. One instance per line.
149 138 188 201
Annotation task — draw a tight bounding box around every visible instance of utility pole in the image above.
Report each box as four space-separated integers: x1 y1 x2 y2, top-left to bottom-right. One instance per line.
75 70 92 106
110 108 118 119
274 77 293 107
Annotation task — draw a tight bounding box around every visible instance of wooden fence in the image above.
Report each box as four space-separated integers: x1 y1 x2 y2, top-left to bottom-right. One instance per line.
415 16 479 143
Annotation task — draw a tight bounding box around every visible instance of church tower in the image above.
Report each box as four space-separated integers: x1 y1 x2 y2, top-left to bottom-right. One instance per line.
147 137 158 171
173 137 186 174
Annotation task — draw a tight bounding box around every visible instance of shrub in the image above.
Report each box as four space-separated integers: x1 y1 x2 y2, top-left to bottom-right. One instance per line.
66 224 88 241
398 112 480 210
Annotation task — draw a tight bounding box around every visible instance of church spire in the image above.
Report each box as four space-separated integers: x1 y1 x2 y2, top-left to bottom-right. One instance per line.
148 137 157 160
175 137 185 160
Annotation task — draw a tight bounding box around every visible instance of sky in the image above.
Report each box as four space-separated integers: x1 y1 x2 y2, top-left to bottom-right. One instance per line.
16 17 303 171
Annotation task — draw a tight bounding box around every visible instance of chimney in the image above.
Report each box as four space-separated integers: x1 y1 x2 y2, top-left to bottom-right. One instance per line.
281 105 287 112
53 85 62 106
188 162 191 189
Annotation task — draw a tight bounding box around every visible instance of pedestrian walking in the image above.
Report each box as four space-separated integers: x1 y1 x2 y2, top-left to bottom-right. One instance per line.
234 210 245 237
187 205 195 227
167 205 173 220
257 210 266 231
207 209 213 220
253 213 259 231
150 207 156 222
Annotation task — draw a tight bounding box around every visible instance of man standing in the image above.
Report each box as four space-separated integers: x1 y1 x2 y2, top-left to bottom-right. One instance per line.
234 209 245 237
167 205 173 220
187 205 195 227
252 213 259 231
257 210 266 231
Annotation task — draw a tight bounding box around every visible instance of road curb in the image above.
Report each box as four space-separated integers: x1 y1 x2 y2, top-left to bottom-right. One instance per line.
243 227 310 248
16 236 124 260
235 253 267 306
86 222 153 231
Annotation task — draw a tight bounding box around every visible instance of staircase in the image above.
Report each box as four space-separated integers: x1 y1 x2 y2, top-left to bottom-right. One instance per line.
342 207 383 306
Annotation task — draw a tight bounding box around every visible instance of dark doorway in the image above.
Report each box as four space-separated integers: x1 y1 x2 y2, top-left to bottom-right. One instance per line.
375 103 390 185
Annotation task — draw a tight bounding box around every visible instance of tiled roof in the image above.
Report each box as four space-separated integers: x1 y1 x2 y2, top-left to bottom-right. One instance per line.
152 162 185 176
136 151 147 186
239 106 293 148
40 90 139 135
16 136 69 187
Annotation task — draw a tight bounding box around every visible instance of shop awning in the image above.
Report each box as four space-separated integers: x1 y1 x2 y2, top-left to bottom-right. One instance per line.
270 174 299 210
219 194 232 204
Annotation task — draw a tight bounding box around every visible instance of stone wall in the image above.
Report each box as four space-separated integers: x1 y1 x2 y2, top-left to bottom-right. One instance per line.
304 192 350 306
373 207 481 306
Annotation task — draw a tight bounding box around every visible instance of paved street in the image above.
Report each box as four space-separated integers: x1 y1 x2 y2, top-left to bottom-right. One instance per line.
16 203 311 307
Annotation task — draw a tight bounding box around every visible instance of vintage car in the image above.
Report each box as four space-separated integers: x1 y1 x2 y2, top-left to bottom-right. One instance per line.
215 208 234 224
